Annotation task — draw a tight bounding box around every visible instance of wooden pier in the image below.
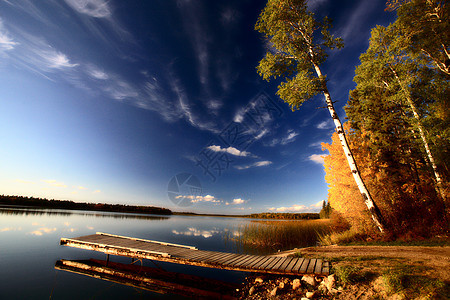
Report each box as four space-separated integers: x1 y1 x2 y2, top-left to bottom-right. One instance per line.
60 232 329 276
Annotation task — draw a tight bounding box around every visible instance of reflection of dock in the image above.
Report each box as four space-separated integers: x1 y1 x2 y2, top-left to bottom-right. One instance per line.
55 259 238 299
60 232 329 276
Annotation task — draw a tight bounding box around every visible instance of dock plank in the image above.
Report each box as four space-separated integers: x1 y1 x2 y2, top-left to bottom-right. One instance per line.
60 233 328 276
243 256 267 268
299 259 310 273
307 259 317 274
314 259 323 274
292 258 305 272
252 257 272 269
264 257 283 270
285 258 299 272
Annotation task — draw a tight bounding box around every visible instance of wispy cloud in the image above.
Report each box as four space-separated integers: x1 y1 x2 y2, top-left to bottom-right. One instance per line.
0 19 18 52
177 1 210 86
268 129 299 146
235 160 272 170
316 120 334 130
337 0 378 45
85 65 109 80
308 154 326 164
307 0 328 11
64 0 111 18
309 141 324 149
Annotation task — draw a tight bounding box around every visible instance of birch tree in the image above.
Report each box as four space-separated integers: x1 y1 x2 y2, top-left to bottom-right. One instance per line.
388 0 449 76
360 23 447 202
255 0 386 232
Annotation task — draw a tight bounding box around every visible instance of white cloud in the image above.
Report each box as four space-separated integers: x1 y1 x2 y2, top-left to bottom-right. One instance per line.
311 200 325 208
232 198 245 205
207 145 253 157
175 194 221 204
45 51 78 69
64 0 111 18
14 179 36 185
77 186 87 190
42 179 67 188
316 120 334 130
226 198 247 205
309 154 325 164
235 160 272 170
269 200 326 213
93 190 101 193
269 204 307 212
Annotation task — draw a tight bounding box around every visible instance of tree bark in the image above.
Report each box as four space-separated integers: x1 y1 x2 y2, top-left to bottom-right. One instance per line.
312 60 386 233
390 66 446 201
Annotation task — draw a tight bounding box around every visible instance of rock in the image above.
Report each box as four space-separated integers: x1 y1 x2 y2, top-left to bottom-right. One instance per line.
254 277 264 283
306 291 316 298
248 286 255 296
301 298 309 300
278 282 285 289
301 275 317 287
321 274 335 292
292 278 301 290
270 287 278 296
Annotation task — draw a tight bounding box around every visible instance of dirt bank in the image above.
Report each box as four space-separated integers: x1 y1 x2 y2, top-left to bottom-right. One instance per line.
238 246 449 299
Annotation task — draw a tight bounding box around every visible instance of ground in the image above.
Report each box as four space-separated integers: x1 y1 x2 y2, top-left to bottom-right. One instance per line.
238 246 450 299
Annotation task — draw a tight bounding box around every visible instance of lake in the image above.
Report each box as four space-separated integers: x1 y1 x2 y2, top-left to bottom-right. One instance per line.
0 207 257 299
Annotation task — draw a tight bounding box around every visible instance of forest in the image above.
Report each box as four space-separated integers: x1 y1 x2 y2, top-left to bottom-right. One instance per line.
0 195 172 215
256 0 448 240
322 0 448 239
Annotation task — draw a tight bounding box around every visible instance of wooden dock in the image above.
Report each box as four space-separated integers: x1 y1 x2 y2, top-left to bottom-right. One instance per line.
60 232 329 276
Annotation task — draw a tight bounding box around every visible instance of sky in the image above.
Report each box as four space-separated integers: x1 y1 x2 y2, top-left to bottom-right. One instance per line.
0 0 396 214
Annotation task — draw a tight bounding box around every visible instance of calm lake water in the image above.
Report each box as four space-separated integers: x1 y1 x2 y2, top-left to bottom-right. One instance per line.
0 207 256 299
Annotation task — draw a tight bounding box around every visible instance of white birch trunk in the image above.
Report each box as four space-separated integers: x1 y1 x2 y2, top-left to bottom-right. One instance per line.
390 67 446 201
312 61 386 233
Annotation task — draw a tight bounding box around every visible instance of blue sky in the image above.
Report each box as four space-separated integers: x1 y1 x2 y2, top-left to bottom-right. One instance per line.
0 0 395 214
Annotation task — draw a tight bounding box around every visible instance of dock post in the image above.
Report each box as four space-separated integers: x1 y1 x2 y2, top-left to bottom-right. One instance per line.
106 254 110 266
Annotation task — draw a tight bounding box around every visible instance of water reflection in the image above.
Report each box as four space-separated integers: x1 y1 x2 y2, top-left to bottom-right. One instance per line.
0 206 170 221
55 259 238 299
172 227 221 238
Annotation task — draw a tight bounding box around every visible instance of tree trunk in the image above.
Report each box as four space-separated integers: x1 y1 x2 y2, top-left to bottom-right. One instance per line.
390 67 446 201
312 62 386 233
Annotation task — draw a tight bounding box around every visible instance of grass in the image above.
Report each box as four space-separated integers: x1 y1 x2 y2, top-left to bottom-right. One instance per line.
231 219 332 254
381 264 449 299
334 265 376 285
318 229 449 247
317 228 368 245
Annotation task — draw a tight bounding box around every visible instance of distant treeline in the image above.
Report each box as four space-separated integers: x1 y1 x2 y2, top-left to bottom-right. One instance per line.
0 195 172 215
248 213 319 220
